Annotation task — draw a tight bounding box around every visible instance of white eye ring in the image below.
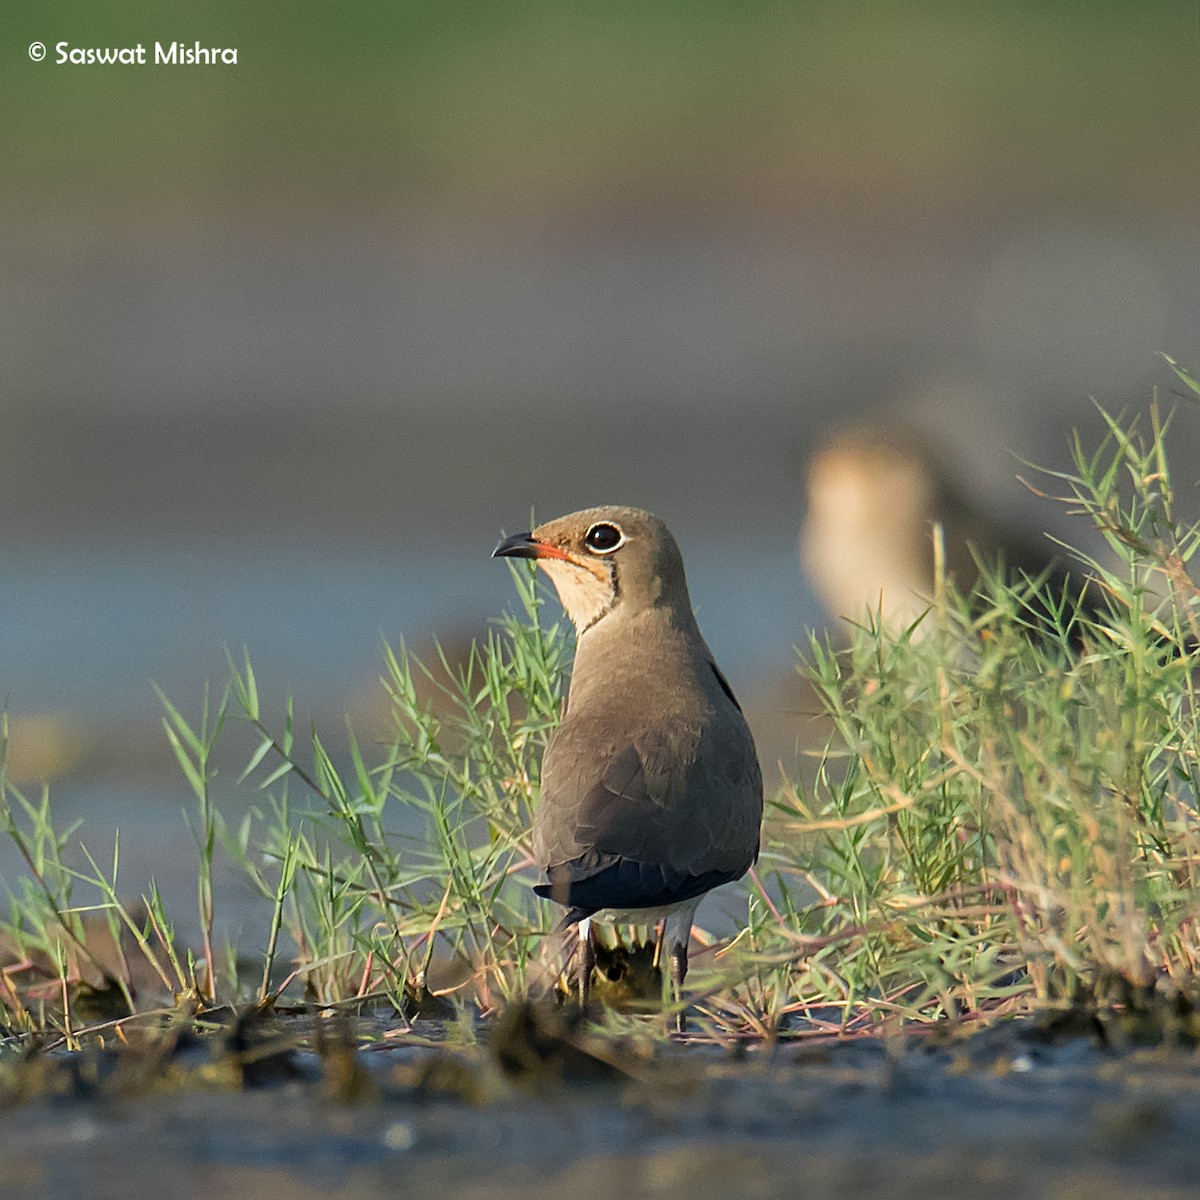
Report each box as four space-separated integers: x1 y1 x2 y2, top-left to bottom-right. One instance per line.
583 522 625 555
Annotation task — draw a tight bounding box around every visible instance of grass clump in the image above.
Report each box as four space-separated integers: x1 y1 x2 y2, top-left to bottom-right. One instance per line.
747 383 1200 1038
223 560 571 1016
3 377 1200 1052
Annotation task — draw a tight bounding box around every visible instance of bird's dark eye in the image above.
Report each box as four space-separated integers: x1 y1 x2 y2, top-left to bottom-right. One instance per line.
584 522 624 554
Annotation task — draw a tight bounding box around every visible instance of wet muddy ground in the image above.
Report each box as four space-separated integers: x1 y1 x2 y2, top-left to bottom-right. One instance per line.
3 1016 1200 1200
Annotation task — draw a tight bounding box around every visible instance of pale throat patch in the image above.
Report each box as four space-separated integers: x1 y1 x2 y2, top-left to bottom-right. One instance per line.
537 558 615 631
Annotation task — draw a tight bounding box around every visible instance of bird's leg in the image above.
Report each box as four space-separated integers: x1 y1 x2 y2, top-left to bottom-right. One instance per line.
577 917 594 1011
664 905 697 1035
669 942 688 1034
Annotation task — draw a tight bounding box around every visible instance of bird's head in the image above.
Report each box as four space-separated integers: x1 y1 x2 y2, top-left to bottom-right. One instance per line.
492 505 691 634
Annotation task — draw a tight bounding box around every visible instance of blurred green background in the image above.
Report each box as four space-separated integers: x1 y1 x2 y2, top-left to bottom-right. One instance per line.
5 4 1195 222
0 2 1197 918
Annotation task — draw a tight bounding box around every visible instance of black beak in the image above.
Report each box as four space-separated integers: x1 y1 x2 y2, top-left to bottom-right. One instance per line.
492 531 540 559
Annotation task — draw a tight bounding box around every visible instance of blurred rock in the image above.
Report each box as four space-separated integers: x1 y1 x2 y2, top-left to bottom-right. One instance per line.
3 713 90 785
350 627 531 750
0 899 177 1011
739 667 830 793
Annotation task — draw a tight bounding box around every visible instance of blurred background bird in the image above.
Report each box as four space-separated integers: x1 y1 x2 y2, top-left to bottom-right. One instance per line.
800 421 1092 637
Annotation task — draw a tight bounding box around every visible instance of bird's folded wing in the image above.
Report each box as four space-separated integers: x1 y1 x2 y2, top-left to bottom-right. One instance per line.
538 729 761 884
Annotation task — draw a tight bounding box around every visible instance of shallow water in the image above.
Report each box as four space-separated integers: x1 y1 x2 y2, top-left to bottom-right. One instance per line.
0 537 813 720
0 535 813 945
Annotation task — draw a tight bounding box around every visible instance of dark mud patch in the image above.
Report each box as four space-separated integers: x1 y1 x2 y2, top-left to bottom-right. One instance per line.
3 1013 1200 1200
